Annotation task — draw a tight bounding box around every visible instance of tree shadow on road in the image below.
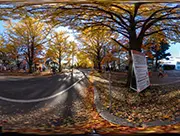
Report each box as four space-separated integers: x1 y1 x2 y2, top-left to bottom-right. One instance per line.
0 73 79 115
0 73 90 128
50 72 90 126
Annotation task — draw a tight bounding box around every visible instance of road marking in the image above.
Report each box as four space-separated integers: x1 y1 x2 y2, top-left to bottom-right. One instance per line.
0 76 84 103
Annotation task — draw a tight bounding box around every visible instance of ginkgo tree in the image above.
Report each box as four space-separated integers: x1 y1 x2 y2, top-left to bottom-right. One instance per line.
5 17 52 73
46 31 69 72
68 41 77 70
1 2 180 86
101 52 119 70
44 2 180 85
0 34 20 69
0 35 9 66
77 26 114 72
76 50 94 68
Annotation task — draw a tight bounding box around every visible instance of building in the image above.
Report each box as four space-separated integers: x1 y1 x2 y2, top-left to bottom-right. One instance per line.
159 57 180 70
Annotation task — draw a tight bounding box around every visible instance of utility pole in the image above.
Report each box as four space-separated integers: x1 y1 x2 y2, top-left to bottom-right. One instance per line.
71 42 75 75
72 49 74 74
108 68 112 112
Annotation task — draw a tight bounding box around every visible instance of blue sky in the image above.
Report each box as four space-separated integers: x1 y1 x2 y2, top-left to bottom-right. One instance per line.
0 20 179 57
0 21 5 32
168 43 180 57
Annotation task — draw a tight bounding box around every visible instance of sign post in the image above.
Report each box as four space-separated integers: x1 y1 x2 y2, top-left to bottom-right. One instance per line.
130 50 150 92
108 70 112 112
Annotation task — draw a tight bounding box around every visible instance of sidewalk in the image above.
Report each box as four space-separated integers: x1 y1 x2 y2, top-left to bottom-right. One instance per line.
0 71 52 81
0 71 50 76
103 70 180 85
0 69 75 81
150 70 180 85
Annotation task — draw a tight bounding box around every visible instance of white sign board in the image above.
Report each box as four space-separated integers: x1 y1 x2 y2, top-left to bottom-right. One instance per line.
131 50 150 92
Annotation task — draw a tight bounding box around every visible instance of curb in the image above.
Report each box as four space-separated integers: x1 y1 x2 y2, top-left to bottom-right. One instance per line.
94 84 135 127
141 116 180 127
118 80 180 86
93 81 180 127
150 80 180 86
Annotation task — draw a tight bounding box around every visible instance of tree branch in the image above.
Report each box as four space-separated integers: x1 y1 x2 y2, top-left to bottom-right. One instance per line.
82 22 129 38
111 4 131 15
111 38 129 51
144 28 167 36
79 5 129 29
108 14 128 31
139 5 179 38
134 3 143 18
143 5 178 29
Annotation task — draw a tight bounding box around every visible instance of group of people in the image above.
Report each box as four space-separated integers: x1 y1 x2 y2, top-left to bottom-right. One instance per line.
0 64 17 72
0 65 6 71
36 66 46 73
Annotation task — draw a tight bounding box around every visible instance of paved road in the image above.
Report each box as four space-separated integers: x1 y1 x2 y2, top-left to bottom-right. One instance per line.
0 69 90 129
0 71 83 100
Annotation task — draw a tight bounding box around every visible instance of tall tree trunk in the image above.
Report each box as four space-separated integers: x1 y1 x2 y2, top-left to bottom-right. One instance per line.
16 56 20 70
58 49 62 72
155 51 158 71
93 59 96 69
29 42 34 73
113 61 116 71
97 49 102 72
28 60 33 73
126 38 142 87
98 60 101 72
59 57 61 72
118 53 121 71
155 57 158 70
31 44 34 73
118 63 121 71
126 50 133 87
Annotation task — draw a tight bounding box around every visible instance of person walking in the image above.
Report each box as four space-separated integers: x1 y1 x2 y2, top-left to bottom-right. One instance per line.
158 66 164 78
39 66 42 72
51 66 56 75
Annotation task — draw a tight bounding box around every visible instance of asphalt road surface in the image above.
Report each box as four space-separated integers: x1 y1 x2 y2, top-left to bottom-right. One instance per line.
0 72 83 100
0 69 91 129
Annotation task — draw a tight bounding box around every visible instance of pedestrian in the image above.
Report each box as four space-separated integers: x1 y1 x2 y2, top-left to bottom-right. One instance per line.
125 65 128 71
148 69 152 77
158 66 164 78
0 64 2 72
51 66 56 75
23 66 26 72
39 66 42 72
42 67 45 72
3 66 6 71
